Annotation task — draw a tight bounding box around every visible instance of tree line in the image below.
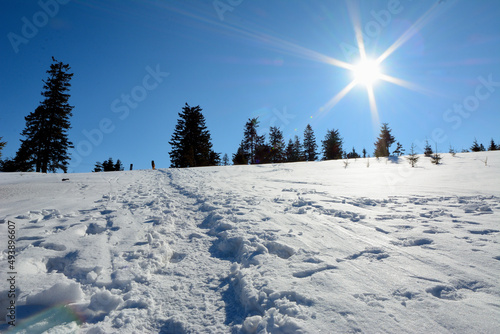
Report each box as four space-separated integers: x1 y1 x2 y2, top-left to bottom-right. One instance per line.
1 59 499 172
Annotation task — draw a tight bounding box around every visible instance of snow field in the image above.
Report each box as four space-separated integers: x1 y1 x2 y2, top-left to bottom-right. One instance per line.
0 151 499 333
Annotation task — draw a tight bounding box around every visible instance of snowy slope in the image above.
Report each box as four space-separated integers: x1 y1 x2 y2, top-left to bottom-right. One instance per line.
1 152 499 333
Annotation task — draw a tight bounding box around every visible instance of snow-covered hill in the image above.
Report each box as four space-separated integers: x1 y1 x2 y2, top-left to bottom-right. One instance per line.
1 152 499 333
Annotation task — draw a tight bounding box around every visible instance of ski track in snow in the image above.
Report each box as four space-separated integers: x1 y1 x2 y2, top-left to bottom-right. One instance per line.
0 152 499 333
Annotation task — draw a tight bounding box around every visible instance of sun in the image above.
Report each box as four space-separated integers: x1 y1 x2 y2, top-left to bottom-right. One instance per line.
352 58 382 86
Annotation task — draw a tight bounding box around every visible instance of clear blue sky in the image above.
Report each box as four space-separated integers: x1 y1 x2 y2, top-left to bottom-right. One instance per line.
1 0 499 173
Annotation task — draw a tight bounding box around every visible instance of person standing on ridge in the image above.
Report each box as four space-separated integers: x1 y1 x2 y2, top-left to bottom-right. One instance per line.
151 160 155 170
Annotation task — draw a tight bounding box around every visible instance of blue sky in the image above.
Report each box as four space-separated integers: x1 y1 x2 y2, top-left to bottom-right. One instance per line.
1 0 499 173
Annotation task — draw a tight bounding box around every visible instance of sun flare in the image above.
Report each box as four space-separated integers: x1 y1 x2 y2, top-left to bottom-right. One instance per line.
352 59 382 86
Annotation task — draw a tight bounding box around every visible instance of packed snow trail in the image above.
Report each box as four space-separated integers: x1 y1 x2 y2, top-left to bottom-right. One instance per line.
0 152 499 333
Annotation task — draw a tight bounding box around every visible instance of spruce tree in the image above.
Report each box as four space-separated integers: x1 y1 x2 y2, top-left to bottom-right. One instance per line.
17 58 74 172
114 159 124 171
0 137 5 160
303 124 318 161
285 139 294 162
322 129 343 160
93 161 103 172
424 140 433 157
488 139 498 151
169 103 220 168
293 135 304 161
374 123 395 157
232 144 248 165
239 118 265 164
347 147 360 159
268 126 285 163
470 138 482 152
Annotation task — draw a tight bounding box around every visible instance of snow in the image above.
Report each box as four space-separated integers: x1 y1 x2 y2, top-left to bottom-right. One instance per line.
1 152 499 333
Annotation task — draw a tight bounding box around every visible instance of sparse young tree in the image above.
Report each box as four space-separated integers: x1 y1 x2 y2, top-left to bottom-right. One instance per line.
392 142 405 156
430 144 442 165
406 143 419 167
449 145 456 157
322 129 343 160
303 124 318 162
16 58 74 172
424 140 433 157
373 123 395 158
169 103 220 168
222 153 230 166
268 126 286 163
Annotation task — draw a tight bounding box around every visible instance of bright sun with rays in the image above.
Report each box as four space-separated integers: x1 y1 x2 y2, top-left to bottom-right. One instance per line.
352 58 382 86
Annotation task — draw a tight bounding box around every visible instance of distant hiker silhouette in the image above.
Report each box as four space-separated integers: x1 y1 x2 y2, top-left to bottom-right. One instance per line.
151 160 155 170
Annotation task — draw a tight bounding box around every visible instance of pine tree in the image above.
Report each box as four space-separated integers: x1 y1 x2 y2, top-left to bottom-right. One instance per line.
303 124 318 161
169 103 220 168
374 123 395 157
392 142 405 156
488 139 497 151
17 58 74 172
406 143 419 167
268 126 286 163
322 129 343 160
470 138 482 152
424 140 433 157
